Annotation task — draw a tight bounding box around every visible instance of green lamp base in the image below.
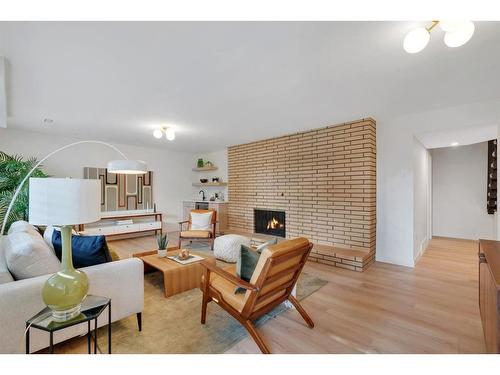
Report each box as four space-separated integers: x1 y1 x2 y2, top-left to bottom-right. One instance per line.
42 225 89 322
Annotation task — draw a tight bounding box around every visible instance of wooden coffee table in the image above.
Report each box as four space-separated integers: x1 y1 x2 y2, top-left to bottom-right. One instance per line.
134 248 216 298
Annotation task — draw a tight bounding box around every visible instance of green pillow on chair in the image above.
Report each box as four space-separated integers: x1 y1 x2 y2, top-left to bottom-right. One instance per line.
235 244 261 294
255 237 278 252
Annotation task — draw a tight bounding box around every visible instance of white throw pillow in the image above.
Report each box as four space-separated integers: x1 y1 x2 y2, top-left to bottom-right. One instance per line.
190 212 213 230
7 220 40 237
4 231 61 280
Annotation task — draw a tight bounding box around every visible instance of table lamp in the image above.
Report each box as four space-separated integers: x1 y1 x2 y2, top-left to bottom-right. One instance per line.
29 177 101 321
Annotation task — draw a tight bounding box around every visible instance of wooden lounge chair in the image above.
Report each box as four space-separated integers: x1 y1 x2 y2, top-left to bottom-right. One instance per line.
200 237 314 353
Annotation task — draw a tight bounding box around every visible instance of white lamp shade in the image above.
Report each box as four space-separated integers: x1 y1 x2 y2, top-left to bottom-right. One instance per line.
107 159 148 174
29 178 101 226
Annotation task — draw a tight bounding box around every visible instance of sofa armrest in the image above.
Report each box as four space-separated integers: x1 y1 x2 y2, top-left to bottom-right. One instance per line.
0 258 144 354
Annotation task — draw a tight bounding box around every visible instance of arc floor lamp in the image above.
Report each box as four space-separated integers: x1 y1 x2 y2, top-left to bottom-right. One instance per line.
1 140 147 321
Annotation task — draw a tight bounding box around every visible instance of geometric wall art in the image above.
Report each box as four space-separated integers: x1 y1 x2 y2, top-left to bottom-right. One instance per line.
83 167 154 212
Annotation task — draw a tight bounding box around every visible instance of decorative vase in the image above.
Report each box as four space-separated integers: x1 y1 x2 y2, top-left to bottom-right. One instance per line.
197 158 204 168
158 249 167 258
42 225 89 321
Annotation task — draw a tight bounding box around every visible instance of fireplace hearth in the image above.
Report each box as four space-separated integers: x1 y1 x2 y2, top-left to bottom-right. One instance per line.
254 209 285 237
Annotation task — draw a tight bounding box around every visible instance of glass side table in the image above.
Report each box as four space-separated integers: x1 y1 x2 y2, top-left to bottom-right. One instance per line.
26 295 111 354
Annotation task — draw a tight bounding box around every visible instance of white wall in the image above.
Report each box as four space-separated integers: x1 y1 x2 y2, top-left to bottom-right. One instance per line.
377 99 500 267
0 128 196 229
413 138 432 262
432 142 495 240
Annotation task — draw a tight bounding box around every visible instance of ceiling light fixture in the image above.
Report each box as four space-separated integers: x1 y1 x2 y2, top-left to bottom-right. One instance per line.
165 127 176 141
451 142 459 147
403 21 475 54
153 129 163 139
152 126 176 141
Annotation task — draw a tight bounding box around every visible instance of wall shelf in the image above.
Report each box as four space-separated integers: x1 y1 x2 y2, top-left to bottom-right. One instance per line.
192 166 218 172
192 182 227 187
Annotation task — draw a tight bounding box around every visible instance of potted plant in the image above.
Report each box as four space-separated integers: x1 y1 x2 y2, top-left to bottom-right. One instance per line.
157 233 168 258
0 151 48 233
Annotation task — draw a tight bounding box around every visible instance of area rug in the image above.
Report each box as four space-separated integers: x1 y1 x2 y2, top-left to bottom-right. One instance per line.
96 271 326 354
56 245 328 354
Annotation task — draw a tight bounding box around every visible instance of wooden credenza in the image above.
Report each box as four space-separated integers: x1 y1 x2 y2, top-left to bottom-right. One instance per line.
78 210 162 239
478 239 500 353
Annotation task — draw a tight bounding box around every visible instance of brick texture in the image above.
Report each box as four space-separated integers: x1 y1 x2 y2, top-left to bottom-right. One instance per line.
227 118 376 271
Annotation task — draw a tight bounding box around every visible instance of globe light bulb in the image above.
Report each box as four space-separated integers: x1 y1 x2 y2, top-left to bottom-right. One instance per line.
443 21 475 48
403 27 430 54
153 129 163 139
165 127 176 141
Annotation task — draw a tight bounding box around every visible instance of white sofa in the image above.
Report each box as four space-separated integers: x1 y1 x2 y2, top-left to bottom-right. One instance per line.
0 223 144 354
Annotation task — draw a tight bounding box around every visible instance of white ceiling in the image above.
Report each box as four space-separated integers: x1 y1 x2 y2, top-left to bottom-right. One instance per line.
416 125 497 149
1 21 500 152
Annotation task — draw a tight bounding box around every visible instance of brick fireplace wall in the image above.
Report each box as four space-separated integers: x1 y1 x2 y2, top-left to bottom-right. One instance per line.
227 118 376 270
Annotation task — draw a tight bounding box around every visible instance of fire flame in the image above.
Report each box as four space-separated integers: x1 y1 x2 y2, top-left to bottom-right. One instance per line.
267 217 281 230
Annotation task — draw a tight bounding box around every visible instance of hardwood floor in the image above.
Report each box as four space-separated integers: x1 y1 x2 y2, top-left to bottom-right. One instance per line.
225 237 485 353
109 235 486 353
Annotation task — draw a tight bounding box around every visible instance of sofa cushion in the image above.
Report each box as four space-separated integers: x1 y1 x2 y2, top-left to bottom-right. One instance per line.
7 220 41 237
43 225 78 252
52 231 112 268
4 231 61 280
0 237 14 284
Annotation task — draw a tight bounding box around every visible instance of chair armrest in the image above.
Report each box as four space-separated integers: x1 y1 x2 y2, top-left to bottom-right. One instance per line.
178 220 189 224
200 260 259 292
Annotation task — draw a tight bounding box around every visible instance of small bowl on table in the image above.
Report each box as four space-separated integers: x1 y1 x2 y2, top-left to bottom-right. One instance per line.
200 178 208 183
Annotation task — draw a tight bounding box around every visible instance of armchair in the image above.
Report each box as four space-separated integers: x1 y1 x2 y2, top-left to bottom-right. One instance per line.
178 209 217 250
199 237 314 354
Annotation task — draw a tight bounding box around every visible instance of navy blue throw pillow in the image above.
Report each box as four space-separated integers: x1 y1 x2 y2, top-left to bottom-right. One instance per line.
52 231 112 268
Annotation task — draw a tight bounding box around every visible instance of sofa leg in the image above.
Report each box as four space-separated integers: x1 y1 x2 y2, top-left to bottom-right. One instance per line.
136 312 142 332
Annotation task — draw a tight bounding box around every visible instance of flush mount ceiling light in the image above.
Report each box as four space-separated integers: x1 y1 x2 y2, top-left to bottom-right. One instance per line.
153 126 176 141
403 21 475 53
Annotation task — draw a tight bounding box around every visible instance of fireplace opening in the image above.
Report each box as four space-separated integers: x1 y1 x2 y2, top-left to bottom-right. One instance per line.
254 209 285 237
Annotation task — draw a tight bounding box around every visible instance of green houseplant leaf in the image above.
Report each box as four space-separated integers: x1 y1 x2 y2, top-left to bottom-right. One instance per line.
0 151 49 232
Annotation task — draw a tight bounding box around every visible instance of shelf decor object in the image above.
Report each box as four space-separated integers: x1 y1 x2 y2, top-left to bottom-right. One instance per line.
197 158 204 168
0 140 148 322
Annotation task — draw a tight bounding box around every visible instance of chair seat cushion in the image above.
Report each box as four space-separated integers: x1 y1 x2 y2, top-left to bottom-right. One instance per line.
180 230 211 238
209 265 246 312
